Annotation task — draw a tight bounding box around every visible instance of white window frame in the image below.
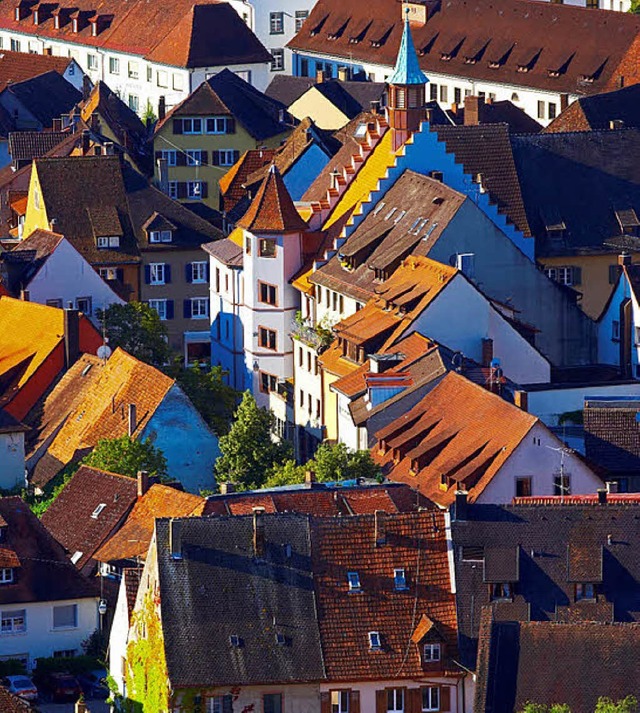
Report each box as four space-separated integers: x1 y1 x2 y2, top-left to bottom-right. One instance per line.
187 181 203 199
128 94 139 113
91 503 106 519
368 631 381 650
422 687 440 712
270 11 284 33
331 690 349 713
150 230 172 244
128 61 139 80
0 568 13 584
87 53 98 70
423 643 441 661
295 10 309 31
173 73 184 91
150 263 166 285
191 261 208 283
207 697 225 713
271 48 285 72
1 609 26 634
186 149 203 166
52 604 78 630
149 299 167 321
157 70 169 88
347 571 361 591
159 150 176 167
10 38 21 52
97 237 109 249
387 688 404 713
109 57 120 75
191 297 209 319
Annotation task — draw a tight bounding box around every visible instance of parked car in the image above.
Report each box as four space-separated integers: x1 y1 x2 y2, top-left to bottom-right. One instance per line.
1 675 38 701
77 668 109 699
36 671 82 702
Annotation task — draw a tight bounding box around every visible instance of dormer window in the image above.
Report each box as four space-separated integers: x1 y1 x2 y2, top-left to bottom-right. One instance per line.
149 230 172 244
490 582 513 601
423 643 441 661
394 568 408 591
576 582 596 602
368 631 381 650
347 571 361 592
615 208 640 237
91 503 106 519
97 236 120 249
0 568 14 584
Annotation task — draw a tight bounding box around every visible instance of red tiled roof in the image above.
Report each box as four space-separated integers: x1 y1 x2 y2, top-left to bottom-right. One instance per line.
311 511 459 680
237 165 308 234
219 148 276 214
0 49 72 92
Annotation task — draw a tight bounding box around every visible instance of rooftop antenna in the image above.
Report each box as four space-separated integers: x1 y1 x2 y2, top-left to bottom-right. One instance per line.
96 302 112 364
546 444 573 504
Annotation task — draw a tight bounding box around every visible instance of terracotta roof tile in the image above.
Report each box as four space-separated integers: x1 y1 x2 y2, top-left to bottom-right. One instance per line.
219 148 276 214
0 686 33 713
41 464 138 571
0 49 73 92
94 484 205 564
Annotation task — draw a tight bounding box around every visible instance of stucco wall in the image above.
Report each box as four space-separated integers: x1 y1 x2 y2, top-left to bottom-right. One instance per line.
108 576 130 696
0 431 25 490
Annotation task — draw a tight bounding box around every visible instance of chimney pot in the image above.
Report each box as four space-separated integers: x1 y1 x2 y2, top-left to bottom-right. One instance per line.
137 470 149 497
374 509 386 546
464 95 484 126
606 480 619 494
610 119 625 130
220 482 235 495
169 518 182 559
75 701 87 713
514 390 528 412
305 469 316 485
158 95 166 122
597 488 607 505
481 338 493 367
454 490 468 521
253 509 265 557
128 403 137 437
20 288 30 301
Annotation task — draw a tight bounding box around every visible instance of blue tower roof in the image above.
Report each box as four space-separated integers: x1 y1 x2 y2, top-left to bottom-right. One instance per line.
388 9 428 86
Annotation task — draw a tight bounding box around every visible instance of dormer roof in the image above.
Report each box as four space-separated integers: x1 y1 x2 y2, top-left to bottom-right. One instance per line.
237 165 308 234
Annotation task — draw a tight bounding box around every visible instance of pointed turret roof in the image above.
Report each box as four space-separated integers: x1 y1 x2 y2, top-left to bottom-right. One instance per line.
237 165 308 234
388 9 428 86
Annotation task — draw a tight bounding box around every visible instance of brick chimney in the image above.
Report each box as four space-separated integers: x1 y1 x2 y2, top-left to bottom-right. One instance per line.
137 470 149 497
374 509 386 547
127 403 137 437
63 308 80 370
454 490 468 521
82 74 91 102
481 338 493 367
464 95 484 126
219 482 235 495
253 508 265 557
169 519 182 559
81 129 90 155
305 469 316 486
158 95 166 122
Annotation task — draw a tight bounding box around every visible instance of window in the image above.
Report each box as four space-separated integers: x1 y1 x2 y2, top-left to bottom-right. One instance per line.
128 94 139 113
270 11 284 33
173 73 184 91
422 687 440 712
259 238 276 258
331 691 349 713
128 60 139 79
207 696 232 713
245 236 252 255
46 299 62 308
109 57 120 74
150 230 173 243
259 282 277 306
423 643 441 661
548 102 557 120
439 85 448 103
553 474 571 495
1 609 26 633
53 604 77 629
150 263 166 285
206 117 229 134
157 70 168 87
87 53 98 70
369 631 381 650
545 266 576 286
168 182 178 200
635 326 640 346
612 320 620 341
76 296 92 315
147 65 153 82
97 235 120 249
260 371 278 393
387 688 404 712
191 261 207 283
10 39 21 52
259 327 277 350
0 568 13 584
454 86 461 104
191 297 209 319
187 181 203 199
515 477 532 497
271 49 285 71
149 299 168 320
430 83 438 101
295 10 309 31
576 582 596 601
186 149 204 166
218 149 237 166
183 118 203 134
53 649 76 658
490 582 513 600
97 237 109 248
347 571 361 592
537 100 545 119
394 568 408 591
264 693 283 713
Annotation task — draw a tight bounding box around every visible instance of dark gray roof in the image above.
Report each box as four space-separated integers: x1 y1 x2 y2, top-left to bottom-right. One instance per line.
3 71 82 128
8 130 68 163
265 75 316 107
452 503 640 670
201 238 242 267
584 398 640 475
155 515 325 688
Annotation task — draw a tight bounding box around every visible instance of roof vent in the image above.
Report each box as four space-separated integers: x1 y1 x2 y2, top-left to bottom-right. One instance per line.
91 503 106 519
275 633 286 645
229 634 241 647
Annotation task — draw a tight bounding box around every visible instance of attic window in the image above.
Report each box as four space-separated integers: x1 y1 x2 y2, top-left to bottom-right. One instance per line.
149 230 172 243
423 643 441 661
229 634 241 647
461 545 484 562
385 207 397 221
91 503 107 519
0 568 14 584
394 210 406 224
275 633 286 645
97 236 120 249
368 631 382 650
347 571 361 592
575 582 596 602
490 582 513 601
394 568 408 590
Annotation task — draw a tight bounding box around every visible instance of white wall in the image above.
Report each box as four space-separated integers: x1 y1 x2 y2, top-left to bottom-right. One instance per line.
0 597 98 670
0 431 25 490
26 237 124 322
597 271 640 376
478 421 603 503
108 576 130 696
293 339 323 438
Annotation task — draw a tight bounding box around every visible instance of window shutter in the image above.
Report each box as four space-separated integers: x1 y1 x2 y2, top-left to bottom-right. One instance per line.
176 151 187 167
164 264 171 284
205 263 210 282
200 150 208 165
222 696 233 713
144 265 151 284
183 299 192 319
185 263 193 283
173 118 183 134
116 268 124 282
350 690 361 713
211 150 220 166
201 182 209 199
320 692 331 713
375 689 386 713
406 689 421 713
572 266 582 286
177 182 187 199
609 264 620 284
227 117 236 134
166 300 174 320
440 686 451 713
233 149 240 163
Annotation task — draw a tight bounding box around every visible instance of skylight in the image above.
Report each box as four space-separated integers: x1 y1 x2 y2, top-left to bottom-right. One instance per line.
91 504 107 519
71 551 83 565
347 571 361 592
368 631 381 650
394 568 408 590
229 634 241 647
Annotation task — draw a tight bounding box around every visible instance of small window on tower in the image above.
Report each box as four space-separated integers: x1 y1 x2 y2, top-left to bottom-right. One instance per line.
396 87 406 109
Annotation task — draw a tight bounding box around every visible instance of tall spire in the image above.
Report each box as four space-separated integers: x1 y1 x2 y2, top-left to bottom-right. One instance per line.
388 7 428 87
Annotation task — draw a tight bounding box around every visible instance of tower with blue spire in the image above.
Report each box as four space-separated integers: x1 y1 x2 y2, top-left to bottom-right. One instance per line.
387 6 429 151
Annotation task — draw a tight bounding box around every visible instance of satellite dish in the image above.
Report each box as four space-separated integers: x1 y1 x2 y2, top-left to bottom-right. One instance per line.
97 344 112 360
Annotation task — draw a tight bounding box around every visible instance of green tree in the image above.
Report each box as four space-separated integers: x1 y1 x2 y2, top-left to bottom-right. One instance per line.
265 442 382 488
519 704 571 713
214 391 291 490
82 436 167 477
97 302 171 366
629 0 640 13
595 698 638 713
164 361 239 436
